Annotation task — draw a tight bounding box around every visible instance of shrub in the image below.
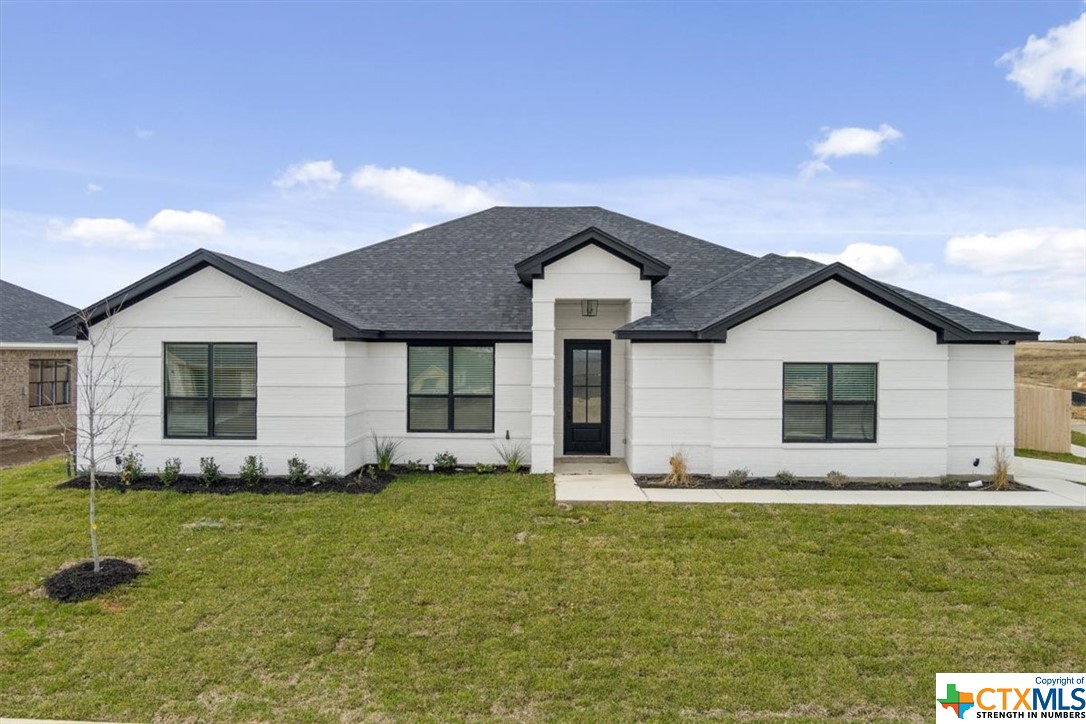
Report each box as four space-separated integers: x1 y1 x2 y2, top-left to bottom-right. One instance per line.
992 446 1011 491
405 459 426 473
475 463 496 474
725 468 750 487
313 465 340 484
238 455 267 486
287 456 310 486
159 457 182 487
199 457 222 487
775 469 797 486
118 451 144 487
372 434 403 472
826 470 848 489
494 441 527 473
663 451 692 488
433 451 457 472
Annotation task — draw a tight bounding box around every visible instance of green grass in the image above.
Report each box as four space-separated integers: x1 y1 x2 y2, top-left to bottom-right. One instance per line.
3 457 1084 722
1016 447 1086 466
1072 430 1086 448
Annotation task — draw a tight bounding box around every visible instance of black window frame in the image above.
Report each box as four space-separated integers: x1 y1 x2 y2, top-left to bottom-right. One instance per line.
29 359 72 408
163 342 258 440
782 362 878 443
407 343 495 433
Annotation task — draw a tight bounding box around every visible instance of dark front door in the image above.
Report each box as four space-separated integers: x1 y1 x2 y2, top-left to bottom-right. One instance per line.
563 340 610 455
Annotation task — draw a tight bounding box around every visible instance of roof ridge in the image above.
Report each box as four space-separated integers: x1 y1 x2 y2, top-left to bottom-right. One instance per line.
590 207 757 262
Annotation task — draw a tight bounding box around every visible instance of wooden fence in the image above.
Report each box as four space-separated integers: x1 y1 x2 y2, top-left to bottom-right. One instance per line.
1015 385 1071 453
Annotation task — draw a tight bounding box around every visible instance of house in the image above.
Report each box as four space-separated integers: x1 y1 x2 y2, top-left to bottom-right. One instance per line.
1 280 78 434
51 207 1038 477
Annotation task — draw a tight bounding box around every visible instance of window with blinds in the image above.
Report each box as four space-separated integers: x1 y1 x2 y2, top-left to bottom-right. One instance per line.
783 363 876 443
408 345 494 432
164 343 256 438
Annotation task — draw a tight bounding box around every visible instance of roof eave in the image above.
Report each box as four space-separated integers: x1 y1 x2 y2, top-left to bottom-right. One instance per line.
514 226 670 286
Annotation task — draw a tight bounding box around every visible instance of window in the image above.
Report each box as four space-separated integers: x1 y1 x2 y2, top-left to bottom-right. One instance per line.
783 363 877 443
408 345 494 432
29 359 71 407
164 343 256 438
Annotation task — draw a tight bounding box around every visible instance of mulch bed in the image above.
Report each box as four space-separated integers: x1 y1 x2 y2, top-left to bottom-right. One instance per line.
635 475 1037 492
58 471 396 495
44 558 142 602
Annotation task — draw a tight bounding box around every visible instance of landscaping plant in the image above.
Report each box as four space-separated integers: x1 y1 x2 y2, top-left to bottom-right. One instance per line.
494 441 527 473
775 469 797 487
238 455 267 486
405 459 426 473
726 467 750 487
287 456 310 486
663 451 692 487
826 470 848 489
475 463 496 474
992 446 1011 491
372 434 403 472
433 451 458 472
159 457 182 487
199 457 222 487
313 465 340 485
118 451 144 487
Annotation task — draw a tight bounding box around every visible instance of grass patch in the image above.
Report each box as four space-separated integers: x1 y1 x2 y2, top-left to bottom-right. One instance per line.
1016 448 1086 466
1072 431 1086 448
3 456 1085 721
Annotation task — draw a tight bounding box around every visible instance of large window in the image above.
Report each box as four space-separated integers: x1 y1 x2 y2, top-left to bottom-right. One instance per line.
29 359 71 407
164 343 256 438
408 345 494 432
783 363 877 443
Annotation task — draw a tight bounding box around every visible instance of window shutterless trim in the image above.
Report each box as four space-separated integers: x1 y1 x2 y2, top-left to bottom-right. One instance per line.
163 343 257 440
406 343 495 433
28 359 72 408
782 362 877 443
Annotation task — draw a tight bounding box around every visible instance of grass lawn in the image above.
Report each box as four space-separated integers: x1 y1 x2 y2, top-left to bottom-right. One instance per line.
3 458 1084 722
1016 447 1086 466
1072 430 1086 448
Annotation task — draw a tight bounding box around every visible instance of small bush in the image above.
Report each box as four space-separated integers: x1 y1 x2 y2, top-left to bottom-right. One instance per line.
313 465 340 485
775 469 797 486
405 459 426 473
118 451 144 487
826 470 848 489
433 451 457 472
663 451 692 488
199 457 222 487
159 457 182 487
475 463 496 474
725 468 750 487
992 446 1011 491
238 455 266 486
372 434 403 472
494 441 527 473
287 456 310 486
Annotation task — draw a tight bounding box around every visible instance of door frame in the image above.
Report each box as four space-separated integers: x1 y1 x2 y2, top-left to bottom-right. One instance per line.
562 339 611 455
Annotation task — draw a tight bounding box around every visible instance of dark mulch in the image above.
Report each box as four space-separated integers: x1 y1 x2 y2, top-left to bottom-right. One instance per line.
58 471 396 495
635 475 1037 492
44 558 141 602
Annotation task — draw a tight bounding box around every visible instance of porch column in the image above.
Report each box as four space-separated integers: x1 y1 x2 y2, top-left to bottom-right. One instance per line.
530 299 555 473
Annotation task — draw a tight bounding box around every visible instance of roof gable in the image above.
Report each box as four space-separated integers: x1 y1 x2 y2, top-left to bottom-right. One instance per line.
513 227 670 285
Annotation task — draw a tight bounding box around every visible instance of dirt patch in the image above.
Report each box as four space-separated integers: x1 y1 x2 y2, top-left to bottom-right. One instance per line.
635 475 1036 492
58 471 395 495
1016 341 1086 420
0 428 71 468
43 558 141 602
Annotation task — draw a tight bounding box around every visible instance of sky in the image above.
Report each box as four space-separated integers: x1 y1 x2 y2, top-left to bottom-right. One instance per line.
1 1 1084 338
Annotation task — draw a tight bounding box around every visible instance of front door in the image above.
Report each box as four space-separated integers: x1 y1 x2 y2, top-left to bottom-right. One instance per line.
563 340 610 455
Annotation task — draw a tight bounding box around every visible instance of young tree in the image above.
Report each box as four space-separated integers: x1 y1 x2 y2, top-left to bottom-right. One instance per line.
59 304 146 573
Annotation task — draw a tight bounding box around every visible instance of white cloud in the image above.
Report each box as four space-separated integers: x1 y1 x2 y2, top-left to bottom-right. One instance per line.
998 12 1086 104
945 226 1085 275
146 209 226 236
135 128 154 140
86 183 103 194
49 209 226 249
786 242 924 280
273 160 343 191
349 165 500 213
801 124 904 178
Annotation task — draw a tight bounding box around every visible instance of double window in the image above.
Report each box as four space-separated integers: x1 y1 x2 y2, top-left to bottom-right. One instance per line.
407 345 494 432
29 359 71 407
164 343 256 438
783 363 877 443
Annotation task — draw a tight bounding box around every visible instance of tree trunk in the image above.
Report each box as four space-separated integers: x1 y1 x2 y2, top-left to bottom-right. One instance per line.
89 466 100 573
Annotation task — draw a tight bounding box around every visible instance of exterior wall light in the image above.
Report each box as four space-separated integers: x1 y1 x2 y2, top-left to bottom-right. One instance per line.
581 300 598 317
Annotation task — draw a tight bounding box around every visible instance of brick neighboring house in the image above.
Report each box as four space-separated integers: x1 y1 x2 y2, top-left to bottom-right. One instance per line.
0 280 78 434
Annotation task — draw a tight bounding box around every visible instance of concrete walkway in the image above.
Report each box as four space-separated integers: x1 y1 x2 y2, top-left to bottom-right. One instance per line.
553 456 1084 508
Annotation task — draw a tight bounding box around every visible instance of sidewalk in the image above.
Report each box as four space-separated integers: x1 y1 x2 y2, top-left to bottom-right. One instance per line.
554 456 1084 508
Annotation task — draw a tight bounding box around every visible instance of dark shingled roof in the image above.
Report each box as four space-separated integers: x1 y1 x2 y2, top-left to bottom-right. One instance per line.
55 206 1039 343
0 279 78 344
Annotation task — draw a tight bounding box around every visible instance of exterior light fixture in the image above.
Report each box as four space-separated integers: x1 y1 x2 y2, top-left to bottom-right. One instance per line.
581 299 598 317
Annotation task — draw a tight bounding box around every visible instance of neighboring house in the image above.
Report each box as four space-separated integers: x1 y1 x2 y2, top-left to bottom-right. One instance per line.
1 280 78 434
52 207 1038 477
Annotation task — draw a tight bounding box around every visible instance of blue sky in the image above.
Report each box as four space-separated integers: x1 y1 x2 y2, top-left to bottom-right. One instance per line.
1 1 1084 336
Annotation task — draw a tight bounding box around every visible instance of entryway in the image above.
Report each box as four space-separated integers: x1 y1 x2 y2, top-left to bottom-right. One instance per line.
562 340 610 455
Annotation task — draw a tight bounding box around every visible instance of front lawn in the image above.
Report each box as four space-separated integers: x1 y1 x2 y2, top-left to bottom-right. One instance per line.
3 458 1084 722
1016 447 1086 466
